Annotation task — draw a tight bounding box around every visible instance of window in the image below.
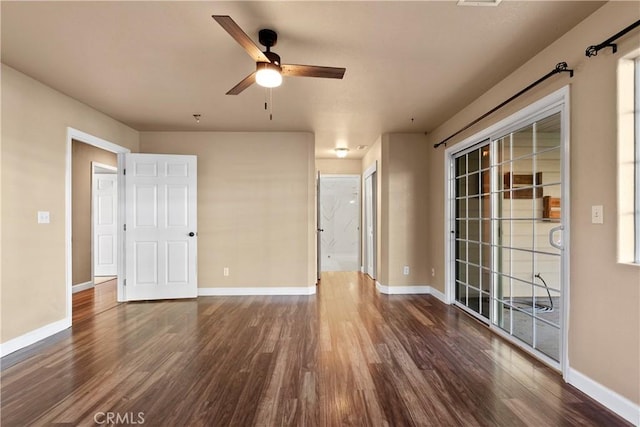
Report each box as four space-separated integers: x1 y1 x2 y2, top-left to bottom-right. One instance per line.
617 52 640 264
635 58 640 263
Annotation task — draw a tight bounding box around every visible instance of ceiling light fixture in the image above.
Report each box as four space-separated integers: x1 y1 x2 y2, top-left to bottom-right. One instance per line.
255 62 282 88
335 148 349 158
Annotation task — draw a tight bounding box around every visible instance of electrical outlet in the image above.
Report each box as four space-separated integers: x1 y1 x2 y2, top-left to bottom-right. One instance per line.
431 268 435 277
223 267 229 276
403 266 410 275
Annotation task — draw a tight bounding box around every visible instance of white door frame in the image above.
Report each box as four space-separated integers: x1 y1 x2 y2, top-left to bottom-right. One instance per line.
363 161 377 279
91 162 118 278
443 86 570 375
66 127 130 323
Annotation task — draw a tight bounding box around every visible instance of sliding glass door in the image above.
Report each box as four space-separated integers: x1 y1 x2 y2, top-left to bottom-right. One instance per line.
452 109 565 365
454 142 491 320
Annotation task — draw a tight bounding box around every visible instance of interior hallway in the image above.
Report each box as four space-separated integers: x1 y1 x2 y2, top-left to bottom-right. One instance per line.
0 272 630 426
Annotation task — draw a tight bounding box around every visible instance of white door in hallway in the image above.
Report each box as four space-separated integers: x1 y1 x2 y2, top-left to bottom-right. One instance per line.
93 171 118 276
124 154 198 300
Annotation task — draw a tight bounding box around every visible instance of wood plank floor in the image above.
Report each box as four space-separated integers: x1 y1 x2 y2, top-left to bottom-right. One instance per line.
72 278 119 324
0 272 630 426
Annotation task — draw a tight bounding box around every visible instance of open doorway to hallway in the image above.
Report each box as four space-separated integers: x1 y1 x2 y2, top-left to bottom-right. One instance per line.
71 139 119 322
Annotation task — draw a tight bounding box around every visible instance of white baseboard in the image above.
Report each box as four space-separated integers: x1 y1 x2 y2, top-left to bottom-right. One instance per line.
376 281 429 294
72 280 94 293
375 281 447 303
198 286 316 296
566 368 640 425
0 317 71 357
427 286 447 303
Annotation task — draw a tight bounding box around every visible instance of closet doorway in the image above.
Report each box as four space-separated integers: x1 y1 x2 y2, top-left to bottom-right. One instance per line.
447 89 569 369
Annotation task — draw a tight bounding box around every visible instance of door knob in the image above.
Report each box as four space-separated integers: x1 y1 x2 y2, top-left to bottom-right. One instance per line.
317 229 324 232
188 232 196 237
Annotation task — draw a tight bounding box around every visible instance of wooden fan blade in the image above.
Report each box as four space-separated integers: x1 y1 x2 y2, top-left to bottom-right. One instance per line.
212 15 269 63
226 72 256 95
281 64 346 79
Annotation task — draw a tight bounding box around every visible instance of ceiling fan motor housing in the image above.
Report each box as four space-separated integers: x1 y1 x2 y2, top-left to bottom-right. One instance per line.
259 29 278 49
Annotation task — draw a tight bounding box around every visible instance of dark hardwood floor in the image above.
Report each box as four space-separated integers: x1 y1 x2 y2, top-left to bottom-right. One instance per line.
0 272 630 426
72 278 119 324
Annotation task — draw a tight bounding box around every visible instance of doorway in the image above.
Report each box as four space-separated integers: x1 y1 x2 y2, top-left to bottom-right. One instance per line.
363 162 377 279
319 175 361 272
66 128 130 324
447 88 569 369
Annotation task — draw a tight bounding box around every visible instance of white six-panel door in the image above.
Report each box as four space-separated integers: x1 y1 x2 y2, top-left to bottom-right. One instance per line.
93 173 118 276
124 154 197 300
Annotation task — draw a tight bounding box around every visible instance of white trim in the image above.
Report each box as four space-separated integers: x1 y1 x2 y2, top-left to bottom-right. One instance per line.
566 368 640 426
427 286 447 303
198 286 317 296
72 281 94 293
92 162 117 174
0 318 70 357
66 127 130 319
444 87 570 154
319 173 360 179
363 161 377 179
375 282 447 303
560 89 571 377
363 161 378 280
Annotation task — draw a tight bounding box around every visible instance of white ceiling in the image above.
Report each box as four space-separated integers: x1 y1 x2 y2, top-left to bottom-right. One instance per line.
1 1 604 158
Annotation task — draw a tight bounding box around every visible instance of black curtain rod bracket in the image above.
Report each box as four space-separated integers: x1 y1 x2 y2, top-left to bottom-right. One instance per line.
586 19 640 57
433 62 573 149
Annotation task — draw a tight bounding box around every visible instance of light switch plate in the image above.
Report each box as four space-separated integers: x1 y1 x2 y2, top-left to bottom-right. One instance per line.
591 205 603 224
37 211 50 224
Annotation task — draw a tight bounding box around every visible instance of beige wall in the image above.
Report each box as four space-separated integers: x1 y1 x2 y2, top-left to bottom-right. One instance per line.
71 141 117 285
316 158 362 175
359 133 429 286
1 65 139 343
425 3 639 405
139 131 316 289
384 133 430 286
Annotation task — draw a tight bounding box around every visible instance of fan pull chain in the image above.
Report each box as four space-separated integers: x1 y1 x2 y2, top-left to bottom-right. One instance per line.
269 88 273 121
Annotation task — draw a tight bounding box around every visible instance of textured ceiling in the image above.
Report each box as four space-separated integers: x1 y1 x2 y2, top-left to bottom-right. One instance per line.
1 1 604 158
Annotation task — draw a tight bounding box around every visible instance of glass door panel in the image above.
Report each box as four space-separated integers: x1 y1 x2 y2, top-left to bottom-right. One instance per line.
454 143 491 321
492 112 562 362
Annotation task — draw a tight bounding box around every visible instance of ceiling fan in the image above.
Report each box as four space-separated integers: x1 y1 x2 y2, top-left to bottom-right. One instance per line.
212 15 346 95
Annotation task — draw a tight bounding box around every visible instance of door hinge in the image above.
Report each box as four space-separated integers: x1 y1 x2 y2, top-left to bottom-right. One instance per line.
124 224 127 231
123 169 126 176
124 279 127 287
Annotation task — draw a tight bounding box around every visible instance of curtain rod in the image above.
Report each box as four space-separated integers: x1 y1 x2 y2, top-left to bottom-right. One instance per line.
586 19 640 57
433 62 573 149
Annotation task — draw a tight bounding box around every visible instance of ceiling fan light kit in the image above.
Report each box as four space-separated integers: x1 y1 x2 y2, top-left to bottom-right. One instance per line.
255 62 282 88
212 15 346 95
